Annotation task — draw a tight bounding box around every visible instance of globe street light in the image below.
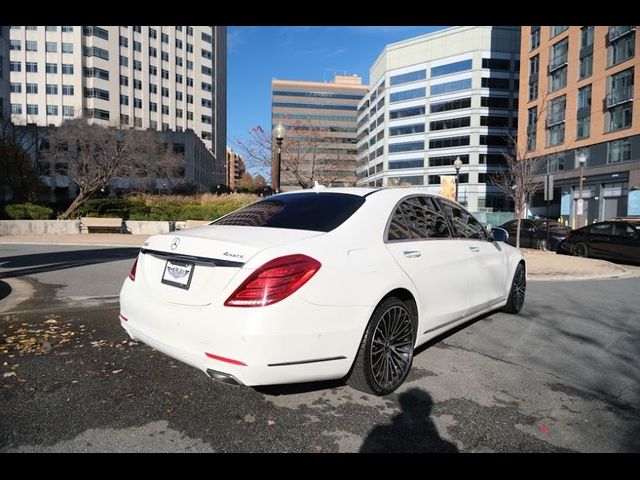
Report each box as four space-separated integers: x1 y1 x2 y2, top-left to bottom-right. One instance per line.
453 156 463 203
273 123 286 193
577 151 587 227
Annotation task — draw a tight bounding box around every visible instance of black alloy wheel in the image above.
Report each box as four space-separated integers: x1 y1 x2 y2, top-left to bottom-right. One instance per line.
573 242 588 258
503 263 526 314
348 297 416 396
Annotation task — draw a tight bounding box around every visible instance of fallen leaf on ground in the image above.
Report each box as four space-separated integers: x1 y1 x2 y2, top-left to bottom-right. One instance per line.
3 372 16 378
111 369 123 374
44 319 58 325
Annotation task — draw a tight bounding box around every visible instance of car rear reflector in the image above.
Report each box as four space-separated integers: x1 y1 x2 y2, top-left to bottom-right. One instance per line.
128 257 138 281
224 254 321 307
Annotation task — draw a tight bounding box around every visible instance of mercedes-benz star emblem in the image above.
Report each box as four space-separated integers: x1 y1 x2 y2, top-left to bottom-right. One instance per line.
170 238 180 250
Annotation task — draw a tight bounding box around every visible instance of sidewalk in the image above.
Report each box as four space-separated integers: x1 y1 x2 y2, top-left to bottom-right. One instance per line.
1 233 639 281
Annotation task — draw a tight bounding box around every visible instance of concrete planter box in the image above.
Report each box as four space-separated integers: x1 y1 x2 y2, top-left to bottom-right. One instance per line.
124 221 173 235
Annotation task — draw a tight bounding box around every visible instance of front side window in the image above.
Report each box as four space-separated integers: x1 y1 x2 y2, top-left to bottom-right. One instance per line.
439 200 488 240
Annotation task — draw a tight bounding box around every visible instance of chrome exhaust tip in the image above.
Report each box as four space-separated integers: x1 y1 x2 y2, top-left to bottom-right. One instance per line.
206 369 243 386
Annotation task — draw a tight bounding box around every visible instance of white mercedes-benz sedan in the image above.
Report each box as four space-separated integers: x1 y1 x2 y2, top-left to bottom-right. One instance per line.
119 187 525 395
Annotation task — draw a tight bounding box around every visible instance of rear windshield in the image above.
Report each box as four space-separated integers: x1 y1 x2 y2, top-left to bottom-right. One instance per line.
213 192 365 232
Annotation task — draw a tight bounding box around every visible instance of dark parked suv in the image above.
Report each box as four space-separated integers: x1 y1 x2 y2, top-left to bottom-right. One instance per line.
499 219 571 251
558 220 640 264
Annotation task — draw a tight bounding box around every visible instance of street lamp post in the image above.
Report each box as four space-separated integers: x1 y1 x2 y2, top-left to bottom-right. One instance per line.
453 157 463 203
273 123 286 193
577 152 587 228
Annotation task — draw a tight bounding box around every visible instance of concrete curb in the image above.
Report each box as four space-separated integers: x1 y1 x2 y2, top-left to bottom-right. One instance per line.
0 277 35 314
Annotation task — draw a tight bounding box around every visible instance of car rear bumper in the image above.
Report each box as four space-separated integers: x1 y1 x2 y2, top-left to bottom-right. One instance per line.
119 278 370 387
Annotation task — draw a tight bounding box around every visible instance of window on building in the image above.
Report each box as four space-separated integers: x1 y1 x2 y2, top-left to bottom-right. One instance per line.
26 40 37 52
202 98 212 108
430 79 472 96
120 36 129 47
62 85 74 96
120 75 129 86
62 105 74 117
149 28 157 39
10 62 22 72
62 63 74 75
550 26 568 38
605 68 634 132
11 104 22 115
576 84 592 139
46 84 58 95
202 65 212 76
607 138 632 164
161 87 169 97
26 104 38 115
530 26 540 50
176 91 183 101
431 59 472 78
47 105 58 116
120 95 129 105
120 56 128 67
527 106 537 151
149 102 157 112
10 39 21 51
579 54 593 80
161 33 169 44
133 41 141 52
26 83 38 94
25 62 37 73
133 60 142 71
546 95 566 146
608 29 635 67
176 56 183 66
161 51 169 62
46 42 57 53
10 83 22 93
162 105 169 115
134 98 142 108
390 87 425 103
62 42 73 54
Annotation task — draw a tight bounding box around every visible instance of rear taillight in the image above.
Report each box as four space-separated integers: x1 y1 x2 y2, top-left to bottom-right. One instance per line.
224 254 321 307
128 257 138 281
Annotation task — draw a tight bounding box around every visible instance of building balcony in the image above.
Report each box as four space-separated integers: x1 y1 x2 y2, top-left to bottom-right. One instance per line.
604 86 634 109
547 54 568 73
546 112 565 127
608 26 635 44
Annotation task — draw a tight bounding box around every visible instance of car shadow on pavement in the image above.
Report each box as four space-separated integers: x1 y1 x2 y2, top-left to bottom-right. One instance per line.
360 387 458 453
0 248 139 279
0 280 11 301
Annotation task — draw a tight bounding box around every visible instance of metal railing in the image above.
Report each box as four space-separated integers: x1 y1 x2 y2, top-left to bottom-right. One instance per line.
604 86 634 109
608 26 635 43
547 53 568 73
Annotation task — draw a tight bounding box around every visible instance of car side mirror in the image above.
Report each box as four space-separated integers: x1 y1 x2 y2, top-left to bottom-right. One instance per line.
490 227 509 242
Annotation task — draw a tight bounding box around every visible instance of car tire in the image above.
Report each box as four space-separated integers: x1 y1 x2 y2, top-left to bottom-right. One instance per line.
502 263 526 314
347 297 416 396
573 242 588 258
536 239 548 251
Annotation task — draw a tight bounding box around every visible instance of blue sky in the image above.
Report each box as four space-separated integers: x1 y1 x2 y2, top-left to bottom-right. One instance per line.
227 26 449 173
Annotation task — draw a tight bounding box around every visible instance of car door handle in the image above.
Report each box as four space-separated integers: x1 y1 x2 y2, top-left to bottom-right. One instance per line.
469 246 480 253
403 250 421 258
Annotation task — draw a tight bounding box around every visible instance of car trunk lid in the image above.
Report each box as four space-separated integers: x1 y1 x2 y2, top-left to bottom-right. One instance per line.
138 225 323 306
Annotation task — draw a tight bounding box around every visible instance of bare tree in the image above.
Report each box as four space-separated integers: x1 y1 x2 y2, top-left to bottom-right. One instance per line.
235 118 355 190
48 119 182 218
490 97 555 248
0 117 44 201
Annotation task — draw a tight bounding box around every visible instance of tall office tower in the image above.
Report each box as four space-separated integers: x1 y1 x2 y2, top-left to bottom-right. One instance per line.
356 26 521 212
271 75 368 191
0 26 10 117
519 26 640 225
8 25 227 188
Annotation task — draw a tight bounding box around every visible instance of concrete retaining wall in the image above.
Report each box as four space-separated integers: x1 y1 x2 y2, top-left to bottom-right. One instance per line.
0 220 172 236
0 220 80 235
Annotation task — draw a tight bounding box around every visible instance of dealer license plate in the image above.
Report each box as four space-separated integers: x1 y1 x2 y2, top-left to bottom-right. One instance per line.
161 260 195 290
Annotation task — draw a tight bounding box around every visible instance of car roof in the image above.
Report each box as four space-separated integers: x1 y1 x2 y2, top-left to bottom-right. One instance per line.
275 186 454 201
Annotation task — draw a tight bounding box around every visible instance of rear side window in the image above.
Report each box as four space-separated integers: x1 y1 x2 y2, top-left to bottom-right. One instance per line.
588 223 613 235
386 195 451 241
213 192 365 232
